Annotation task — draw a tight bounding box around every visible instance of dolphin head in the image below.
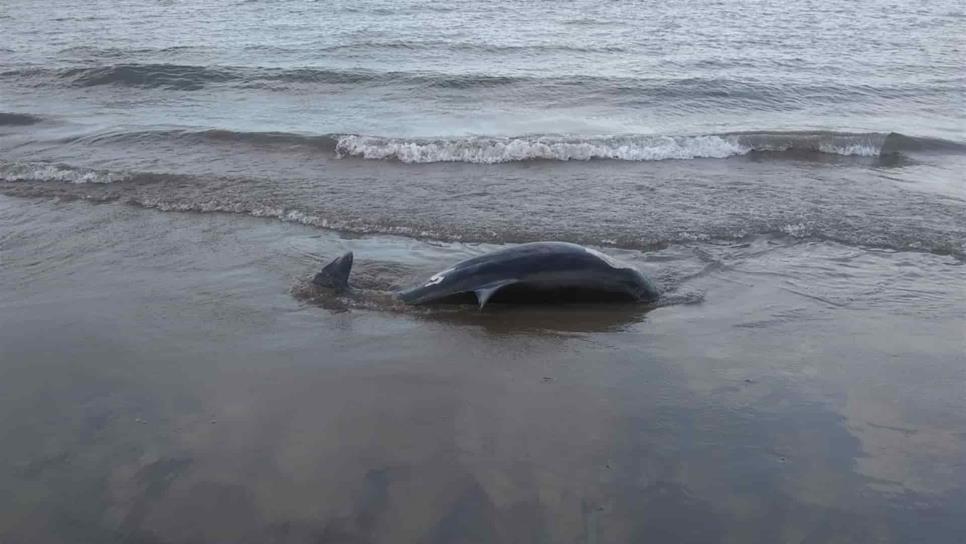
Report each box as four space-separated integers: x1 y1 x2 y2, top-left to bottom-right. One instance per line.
583 246 660 302
624 267 661 302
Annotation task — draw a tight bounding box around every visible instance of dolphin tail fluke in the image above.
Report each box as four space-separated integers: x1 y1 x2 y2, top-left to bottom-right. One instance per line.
474 280 517 310
313 252 353 290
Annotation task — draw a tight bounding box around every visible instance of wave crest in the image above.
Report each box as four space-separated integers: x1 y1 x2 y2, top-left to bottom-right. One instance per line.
32 128 964 164
0 112 42 126
59 64 236 90
335 134 746 163
333 132 898 164
3 63 954 103
0 162 125 184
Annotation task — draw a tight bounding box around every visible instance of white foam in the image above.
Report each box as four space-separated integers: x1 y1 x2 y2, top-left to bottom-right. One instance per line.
0 162 126 183
780 223 811 237
336 134 748 164
817 142 880 157
333 132 891 163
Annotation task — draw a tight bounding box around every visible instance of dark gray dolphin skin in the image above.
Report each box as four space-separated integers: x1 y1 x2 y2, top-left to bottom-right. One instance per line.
312 251 353 289
313 241 660 309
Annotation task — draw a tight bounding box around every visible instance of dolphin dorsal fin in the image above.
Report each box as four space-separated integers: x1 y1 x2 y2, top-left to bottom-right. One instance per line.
313 252 353 290
474 280 518 310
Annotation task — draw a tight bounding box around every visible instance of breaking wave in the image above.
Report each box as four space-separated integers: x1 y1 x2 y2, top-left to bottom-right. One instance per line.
0 161 127 184
334 131 966 163
335 134 744 162
33 127 966 163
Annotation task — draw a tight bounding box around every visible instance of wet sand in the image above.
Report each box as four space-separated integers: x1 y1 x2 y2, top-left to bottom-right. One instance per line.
1 195 964 543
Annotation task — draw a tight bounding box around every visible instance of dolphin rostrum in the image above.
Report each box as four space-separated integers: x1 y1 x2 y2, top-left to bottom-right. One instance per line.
313 241 660 309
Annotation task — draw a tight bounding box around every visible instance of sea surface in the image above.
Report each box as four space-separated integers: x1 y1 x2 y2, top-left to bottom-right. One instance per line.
1 0 964 542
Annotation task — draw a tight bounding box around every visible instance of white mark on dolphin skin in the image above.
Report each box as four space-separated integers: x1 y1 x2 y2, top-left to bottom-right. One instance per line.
583 247 627 269
424 268 453 287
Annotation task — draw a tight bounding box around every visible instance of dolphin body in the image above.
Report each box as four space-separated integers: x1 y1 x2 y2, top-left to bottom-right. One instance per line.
313 241 660 309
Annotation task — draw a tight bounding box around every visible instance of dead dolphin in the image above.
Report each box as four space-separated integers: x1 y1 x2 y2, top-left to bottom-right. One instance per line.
313 241 660 309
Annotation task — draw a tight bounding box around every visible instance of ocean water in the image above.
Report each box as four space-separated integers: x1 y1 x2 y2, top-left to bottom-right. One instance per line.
1 0 965 542
1 0 965 253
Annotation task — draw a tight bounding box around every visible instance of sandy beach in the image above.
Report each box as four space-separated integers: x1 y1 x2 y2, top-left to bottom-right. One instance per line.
2 195 963 543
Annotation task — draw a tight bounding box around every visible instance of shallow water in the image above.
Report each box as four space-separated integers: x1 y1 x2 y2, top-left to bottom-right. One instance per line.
2 197 964 543
1 0 965 542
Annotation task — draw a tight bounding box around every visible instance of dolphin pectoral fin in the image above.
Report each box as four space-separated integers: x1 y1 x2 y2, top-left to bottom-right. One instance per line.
474 280 518 310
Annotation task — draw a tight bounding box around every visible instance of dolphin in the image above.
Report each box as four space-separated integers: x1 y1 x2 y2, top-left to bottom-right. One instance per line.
313 241 660 309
